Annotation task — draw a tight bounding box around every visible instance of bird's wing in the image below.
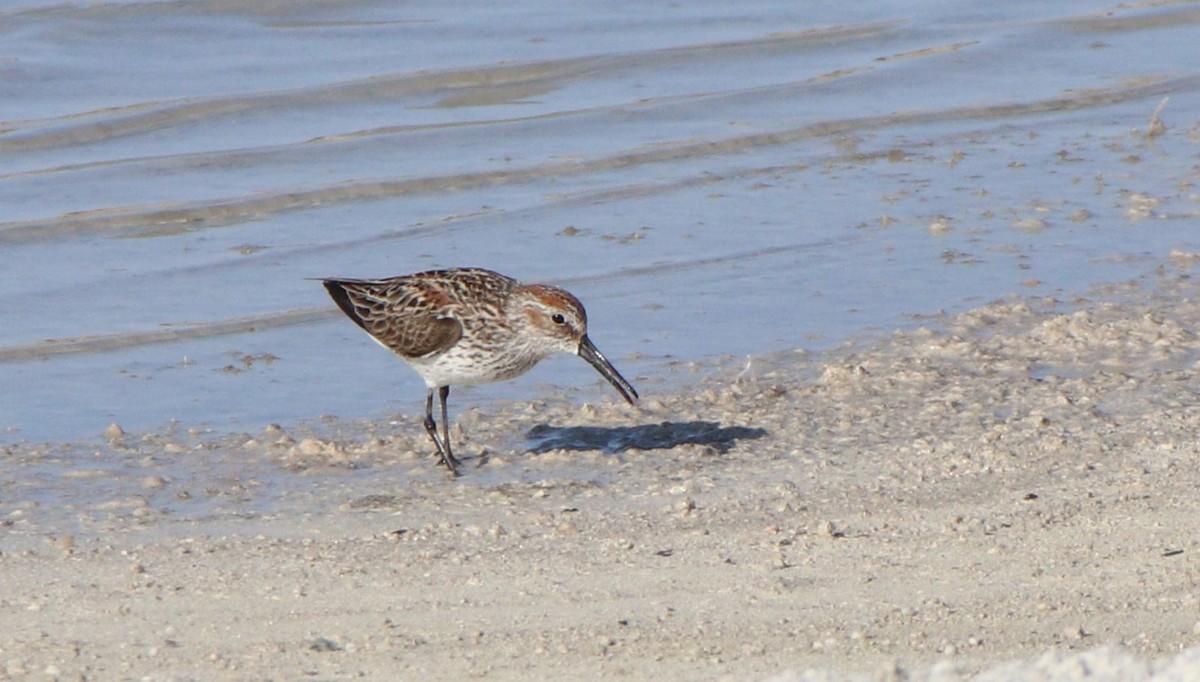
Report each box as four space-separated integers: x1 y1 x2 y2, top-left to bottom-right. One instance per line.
323 278 463 359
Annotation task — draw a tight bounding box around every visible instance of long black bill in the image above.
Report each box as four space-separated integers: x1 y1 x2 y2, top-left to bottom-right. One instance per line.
577 334 639 404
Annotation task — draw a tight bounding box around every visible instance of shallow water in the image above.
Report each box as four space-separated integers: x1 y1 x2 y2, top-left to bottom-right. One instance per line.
2 0 1199 442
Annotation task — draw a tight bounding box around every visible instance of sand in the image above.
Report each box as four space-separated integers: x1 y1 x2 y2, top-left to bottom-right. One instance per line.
4 265 1200 680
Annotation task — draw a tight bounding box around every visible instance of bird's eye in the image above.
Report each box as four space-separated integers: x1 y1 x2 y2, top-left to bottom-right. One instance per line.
551 313 566 324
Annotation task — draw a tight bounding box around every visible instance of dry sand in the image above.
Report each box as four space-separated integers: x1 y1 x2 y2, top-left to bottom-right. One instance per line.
5 264 1200 680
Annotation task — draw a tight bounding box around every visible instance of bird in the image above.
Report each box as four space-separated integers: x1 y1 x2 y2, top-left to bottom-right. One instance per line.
321 267 639 476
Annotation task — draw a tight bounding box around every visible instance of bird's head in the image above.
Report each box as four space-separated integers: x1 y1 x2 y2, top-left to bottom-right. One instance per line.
516 284 638 404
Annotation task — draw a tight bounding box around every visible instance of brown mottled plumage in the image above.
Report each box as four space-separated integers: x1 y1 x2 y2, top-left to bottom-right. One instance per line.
322 268 638 476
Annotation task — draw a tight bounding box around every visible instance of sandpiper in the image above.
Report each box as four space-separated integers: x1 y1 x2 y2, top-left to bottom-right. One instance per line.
321 267 638 475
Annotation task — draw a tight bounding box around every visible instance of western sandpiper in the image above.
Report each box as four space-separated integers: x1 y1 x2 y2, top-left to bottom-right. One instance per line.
322 267 638 475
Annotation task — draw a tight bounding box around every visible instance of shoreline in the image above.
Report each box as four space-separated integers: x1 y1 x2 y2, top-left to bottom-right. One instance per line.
4 266 1200 679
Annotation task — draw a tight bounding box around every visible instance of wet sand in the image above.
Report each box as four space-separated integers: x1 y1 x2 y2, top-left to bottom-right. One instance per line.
5 3 1200 678
4 262 1200 680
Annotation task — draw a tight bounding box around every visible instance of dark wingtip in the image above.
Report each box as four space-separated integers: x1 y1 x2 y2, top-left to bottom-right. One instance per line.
321 279 370 331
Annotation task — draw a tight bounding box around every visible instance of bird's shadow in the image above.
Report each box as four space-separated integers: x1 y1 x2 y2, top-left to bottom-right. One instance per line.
524 420 766 455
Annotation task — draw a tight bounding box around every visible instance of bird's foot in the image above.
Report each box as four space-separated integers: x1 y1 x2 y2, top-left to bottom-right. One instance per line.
438 450 461 477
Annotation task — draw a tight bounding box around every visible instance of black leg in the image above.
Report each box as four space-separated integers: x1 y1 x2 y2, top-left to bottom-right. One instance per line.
423 387 459 476
422 388 439 451
439 385 454 468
